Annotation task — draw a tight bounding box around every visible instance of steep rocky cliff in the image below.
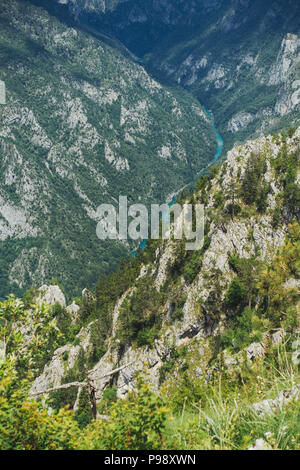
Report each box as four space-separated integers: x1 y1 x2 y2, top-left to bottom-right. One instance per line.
30 126 300 406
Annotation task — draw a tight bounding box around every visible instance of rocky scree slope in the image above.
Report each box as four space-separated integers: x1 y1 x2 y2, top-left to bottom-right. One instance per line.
30 126 300 407
0 0 215 298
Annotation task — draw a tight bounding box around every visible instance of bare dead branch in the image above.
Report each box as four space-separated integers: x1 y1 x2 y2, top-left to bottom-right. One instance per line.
30 381 88 396
87 362 133 379
30 362 133 397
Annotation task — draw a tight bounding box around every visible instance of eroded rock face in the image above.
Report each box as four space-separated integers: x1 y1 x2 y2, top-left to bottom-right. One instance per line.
37 285 66 308
66 301 80 315
55 0 224 26
252 385 300 416
30 324 92 396
88 129 298 398
66 301 80 323
272 329 286 346
271 34 300 117
31 128 300 403
246 342 266 361
228 112 254 133
50 1 300 148
30 344 80 394
269 34 300 86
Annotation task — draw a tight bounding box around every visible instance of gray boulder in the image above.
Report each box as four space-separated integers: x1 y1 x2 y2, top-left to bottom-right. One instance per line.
37 285 66 308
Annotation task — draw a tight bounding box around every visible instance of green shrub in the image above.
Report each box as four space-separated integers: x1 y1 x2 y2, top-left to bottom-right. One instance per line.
241 153 266 205
214 191 224 208
225 278 247 308
222 307 263 350
75 388 93 429
284 183 300 211
97 386 118 415
23 287 38 308
136 327 160 347
77 376 169 450
184 251 203 284
288 126 296 138
0 360 79 450
256 183 271 213
116 277 163 348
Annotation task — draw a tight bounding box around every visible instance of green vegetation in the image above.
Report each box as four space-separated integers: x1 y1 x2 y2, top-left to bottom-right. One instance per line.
0 362 79 450
117 276 163 348
225 278 247 309
76 376 169 450
1 0 300 447
258 221 300 329
240 151 270 212
0 151 299 449
1 339 299 450
0 0 216 300
221 307 263 351
165 359 300 450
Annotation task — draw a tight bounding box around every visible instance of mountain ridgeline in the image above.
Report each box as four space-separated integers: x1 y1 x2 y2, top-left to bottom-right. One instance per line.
30 125 300 398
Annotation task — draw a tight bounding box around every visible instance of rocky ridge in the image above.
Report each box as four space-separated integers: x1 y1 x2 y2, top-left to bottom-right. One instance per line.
30 126 300 406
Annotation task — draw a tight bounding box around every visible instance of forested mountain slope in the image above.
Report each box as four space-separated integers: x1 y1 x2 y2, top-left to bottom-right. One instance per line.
30 126 300 411
0 0 215 298
0 0 299 451
47 0 300 153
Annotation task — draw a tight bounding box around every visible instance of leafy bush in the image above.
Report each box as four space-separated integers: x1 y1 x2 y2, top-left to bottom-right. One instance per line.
240 152 271 212
23 287 38 308
75 388 93 429
222 307 263 350
258 221 300 327
97 386 118 415
0 360 79 450
228 255 261 309
225 278 247 308
116 277 163 348
214 191 224 208
184 251 203 284
76 376 169 450
284 183 300 212
288 126 296 138
136 327 160 347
